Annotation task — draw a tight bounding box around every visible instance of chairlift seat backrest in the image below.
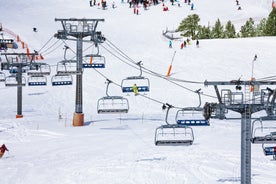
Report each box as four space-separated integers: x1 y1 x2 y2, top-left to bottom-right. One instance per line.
0 72 5 82
5 75 26 87
154 124 194 146
263 146 276 156
51 74 73 86
97 96 129 114
28 75 47 86
177 119 209 126
176 109 209 126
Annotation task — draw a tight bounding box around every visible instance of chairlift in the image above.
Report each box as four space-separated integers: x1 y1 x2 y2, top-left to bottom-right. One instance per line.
176 108 210 126
176 90 210 126
9 67 27 74
56 46 80 75
0 71 5 82
121 61 150 93
28 63 51 76
154 104 194 146
262 143 276 160
51 74 73 86
28 75 47 86
83 54 106 68
5 75 26 87
251 118 276 144
97 79 129 114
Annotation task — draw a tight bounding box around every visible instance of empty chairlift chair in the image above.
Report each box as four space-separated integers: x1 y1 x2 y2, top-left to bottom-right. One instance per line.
51 74 73 86
176 108 210 126
176 89 210 126
28 75 47 86
0 72 5 82
262 143 276 160
56 46 80 75
97 79 129 114
154 104 194 146
56 60 78 75
121 61 150 94
5 75 26 87
27 63 51 76
83 54 106 68
251 118 276 144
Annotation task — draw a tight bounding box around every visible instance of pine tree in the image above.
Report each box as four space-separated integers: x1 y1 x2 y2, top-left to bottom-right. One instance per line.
240 18 256 37
255 18 266 36
177 14 200 39
197 25 211 39
211 19 224 38
264 8 276 36
224 21 236 38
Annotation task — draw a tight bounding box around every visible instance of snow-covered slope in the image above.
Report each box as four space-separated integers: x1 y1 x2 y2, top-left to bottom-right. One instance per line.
0 0 275 183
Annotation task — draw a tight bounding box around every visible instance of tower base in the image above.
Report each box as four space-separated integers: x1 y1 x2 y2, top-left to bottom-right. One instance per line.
16 114 23 118
73 113 84 126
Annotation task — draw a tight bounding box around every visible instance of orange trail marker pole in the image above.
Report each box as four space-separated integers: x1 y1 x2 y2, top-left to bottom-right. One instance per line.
166 51 176 77
89 56 93 64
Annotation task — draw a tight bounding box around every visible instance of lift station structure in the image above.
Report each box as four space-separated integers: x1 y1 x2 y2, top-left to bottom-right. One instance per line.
204 79 276 184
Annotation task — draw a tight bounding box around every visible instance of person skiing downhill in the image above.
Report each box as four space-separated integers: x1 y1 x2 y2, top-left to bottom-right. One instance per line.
0 144 9 158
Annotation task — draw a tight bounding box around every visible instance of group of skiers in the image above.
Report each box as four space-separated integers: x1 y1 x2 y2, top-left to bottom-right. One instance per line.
169 38 199 49
89 0 195 13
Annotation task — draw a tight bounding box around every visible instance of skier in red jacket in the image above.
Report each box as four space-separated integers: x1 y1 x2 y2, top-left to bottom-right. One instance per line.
0 144 9 158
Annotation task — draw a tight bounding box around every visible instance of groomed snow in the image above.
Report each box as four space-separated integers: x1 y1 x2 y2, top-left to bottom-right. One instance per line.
0 0 276 183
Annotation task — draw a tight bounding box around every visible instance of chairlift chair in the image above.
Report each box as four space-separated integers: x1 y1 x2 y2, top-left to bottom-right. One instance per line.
262 143 276 160
121 76 150 93
56 45 80 75
97 79 129 114
9 67 27 74
56 60 79 75
27 63 51 76
28 75 47 86
154 104 194 146
83 54 106 68
5 75 26 87
176 90 210 126
51 74 73 86
121 61 150 93
0 71 5 82
251 119 276 144
176 108 210 126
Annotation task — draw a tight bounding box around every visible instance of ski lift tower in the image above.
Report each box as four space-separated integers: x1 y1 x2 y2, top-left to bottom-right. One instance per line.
204 79 276 184
1 52 37 118
54 18 105 126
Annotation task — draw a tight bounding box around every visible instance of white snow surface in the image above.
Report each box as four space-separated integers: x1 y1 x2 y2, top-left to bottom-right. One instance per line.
0 0 276 183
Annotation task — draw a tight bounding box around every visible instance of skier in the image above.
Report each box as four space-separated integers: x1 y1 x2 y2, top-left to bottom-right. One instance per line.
132 84 139 95
191 2 194 10
196 39 199 47
89 0 93 6
169 40 172 48
0 144 9 158
112 1 116 8
180 42 184 49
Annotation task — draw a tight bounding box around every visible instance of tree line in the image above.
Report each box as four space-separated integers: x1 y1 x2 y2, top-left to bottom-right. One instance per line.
176 8 276 39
